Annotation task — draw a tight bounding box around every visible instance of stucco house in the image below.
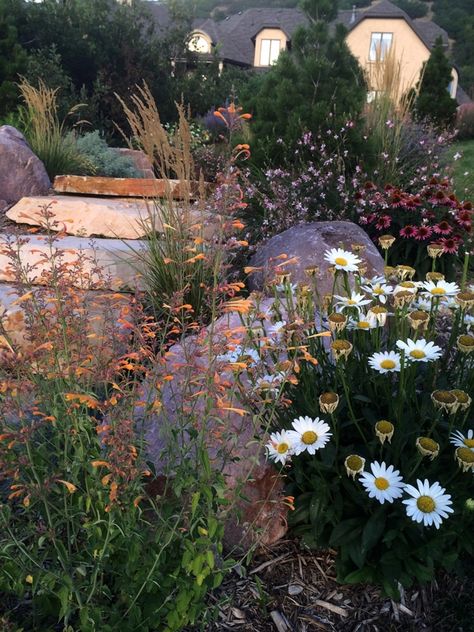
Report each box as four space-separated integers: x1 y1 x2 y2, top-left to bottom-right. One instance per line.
145 0 470 105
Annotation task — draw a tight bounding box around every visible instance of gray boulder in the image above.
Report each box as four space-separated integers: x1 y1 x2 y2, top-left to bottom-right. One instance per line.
0 126 51 204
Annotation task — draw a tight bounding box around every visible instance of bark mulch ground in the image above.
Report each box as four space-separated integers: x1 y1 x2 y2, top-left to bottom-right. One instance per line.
199 540 472 632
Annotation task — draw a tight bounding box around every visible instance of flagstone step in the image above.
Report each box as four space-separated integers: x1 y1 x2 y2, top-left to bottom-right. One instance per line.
0 282 132 353
53 175 205 199
0 234 145 291
6 195 160 239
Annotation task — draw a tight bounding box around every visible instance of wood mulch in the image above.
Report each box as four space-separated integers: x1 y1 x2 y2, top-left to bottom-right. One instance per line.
197 540 470 632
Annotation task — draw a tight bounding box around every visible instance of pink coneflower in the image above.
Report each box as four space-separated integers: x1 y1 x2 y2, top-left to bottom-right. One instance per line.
376 214 392 230
433 220 453 235
430 190 448 205
391 192 404 207
414 226 433 240
456 210 473 230
438 237 459 254
400 225 417 238
384 184 395 193
462 201 472 211
403 196 419 210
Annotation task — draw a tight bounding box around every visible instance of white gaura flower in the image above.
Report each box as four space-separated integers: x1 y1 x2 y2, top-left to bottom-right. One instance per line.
422 280 460 298
414 296 434 311
266 430 294 465
361 281 393 304
464 313 474 331
450 429 474 452
217 345 260 366
288 416 332 455
276 283 297 295
368 351 401 373
324 248 361 272
396 338 442 362
255 372 286 394
359 461 405 504
403 479 453 528
334 292 371 312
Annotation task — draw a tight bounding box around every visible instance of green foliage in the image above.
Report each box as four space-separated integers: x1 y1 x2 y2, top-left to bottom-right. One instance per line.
299 0 339 22
447 140 474 198
75 131 139 178
414 38 457 129
243 21 366 166
0 0 27 117
392 0 428 18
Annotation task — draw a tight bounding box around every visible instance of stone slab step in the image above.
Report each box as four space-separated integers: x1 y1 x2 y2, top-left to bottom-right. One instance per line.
0 282 132 354
53 175 205 199
6 195 160 239
0 234 145 291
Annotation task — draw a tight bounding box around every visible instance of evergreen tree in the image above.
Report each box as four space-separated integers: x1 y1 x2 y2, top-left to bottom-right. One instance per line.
414 37 458 128
0 0 27 118
243 1 366 166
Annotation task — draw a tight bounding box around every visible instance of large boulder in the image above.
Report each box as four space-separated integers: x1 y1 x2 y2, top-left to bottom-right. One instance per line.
248 221 385 295
136 300 288 551
0 126 51 204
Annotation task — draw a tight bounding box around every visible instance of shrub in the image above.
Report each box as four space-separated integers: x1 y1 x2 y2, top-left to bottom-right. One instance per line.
393 0 428 18
18 78 93 179
75 131 139 178
240 250 474 597
356 179 473 278
456 103 474 140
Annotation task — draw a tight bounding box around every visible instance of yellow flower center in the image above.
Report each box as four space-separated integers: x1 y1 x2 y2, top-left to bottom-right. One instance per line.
375 477 389 491
329 313 346 323
459 335 474 347
277 443 289 454
452 389 469 403
410 349 426 359
346 455 363 471
373 287 384 294
464 439 474 448
302 431 318 445
331 340 352 351
458 447 474 463
417 496 436 513
431 287 446 295
376 421 393 434
432 390 456 404
418 437 438 452
410 310 429 321
335 257 348 267
380 359 396 369
358 321 370 329
320 392 338 404
400 281 415 288
371 306 387 314
347 299 357 305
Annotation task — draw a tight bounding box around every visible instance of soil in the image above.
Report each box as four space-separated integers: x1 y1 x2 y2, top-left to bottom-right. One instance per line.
195 540 472 632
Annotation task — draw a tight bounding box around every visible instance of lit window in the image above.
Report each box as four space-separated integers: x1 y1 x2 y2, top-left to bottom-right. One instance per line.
188 34 211 54
260 39 281 66
369 33 393 61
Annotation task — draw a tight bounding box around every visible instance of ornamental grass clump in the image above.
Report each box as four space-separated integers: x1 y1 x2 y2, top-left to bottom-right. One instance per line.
242 246 474 597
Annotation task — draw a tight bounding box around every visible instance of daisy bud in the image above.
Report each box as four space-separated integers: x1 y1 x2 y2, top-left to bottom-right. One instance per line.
408 310 429 332
396 265 416 281
328 312 347 333
275 272 291 284
375 420 394 444
457 334 474 354
426 272 445 282
455 291 474 309
319 392 339 414
305 266 319 278
396 281 417 291
384 265 397 281
431 389 457 413
450 389 472 412
379 234 396 250
416 436 439 460
344 454 366 479
357 264 367 276
322 294 333 311
351 243 366 254
368 305 388 326
455 447 474 472
330 339 353 360
427 243 444 258
394 290 415 308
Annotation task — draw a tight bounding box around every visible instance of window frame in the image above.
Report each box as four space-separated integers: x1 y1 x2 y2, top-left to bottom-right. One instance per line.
369 32 393 62
259 38 282 66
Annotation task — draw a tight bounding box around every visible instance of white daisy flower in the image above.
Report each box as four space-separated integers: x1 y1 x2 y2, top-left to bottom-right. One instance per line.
334 292 371 312
403 479 453 528
368 351 401 373
288 416 332 455
359 461 405 504
450 429 474 452
361 281 393 304
217 345 260 366
464 313 474 331
266 430 294 465
255 372 286 394
361 274 386 286
396 338 442 362
347 314 379 330
414 297 435 311
324 248 361 272
422 280 460 298
266 320 286 338
275 282 297 295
